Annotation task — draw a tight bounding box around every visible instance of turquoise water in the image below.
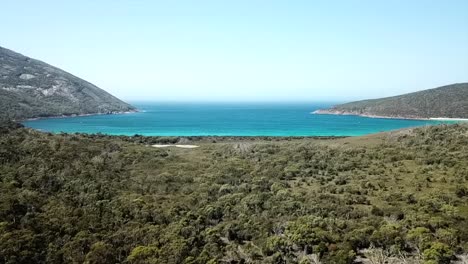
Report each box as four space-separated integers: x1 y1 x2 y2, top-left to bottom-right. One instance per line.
23 102 449 136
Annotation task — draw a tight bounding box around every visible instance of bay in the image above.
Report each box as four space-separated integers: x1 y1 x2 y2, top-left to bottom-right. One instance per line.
22 102 448 136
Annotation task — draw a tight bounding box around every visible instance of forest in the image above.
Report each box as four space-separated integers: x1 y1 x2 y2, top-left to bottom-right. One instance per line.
0 121 467 263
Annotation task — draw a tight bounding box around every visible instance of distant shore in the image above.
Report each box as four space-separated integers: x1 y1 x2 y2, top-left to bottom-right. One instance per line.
312 109 468 121
21 110 139 122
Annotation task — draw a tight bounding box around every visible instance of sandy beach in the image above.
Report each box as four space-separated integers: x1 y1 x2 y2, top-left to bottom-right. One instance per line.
429 117 468 121
313 110 468 122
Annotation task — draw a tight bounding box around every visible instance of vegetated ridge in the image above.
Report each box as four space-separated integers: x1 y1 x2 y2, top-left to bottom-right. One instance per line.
314 83 468 119
0 46 136 120
1 121 467 263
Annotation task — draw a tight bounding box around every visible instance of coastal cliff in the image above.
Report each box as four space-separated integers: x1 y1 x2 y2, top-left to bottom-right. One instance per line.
0 46 136 120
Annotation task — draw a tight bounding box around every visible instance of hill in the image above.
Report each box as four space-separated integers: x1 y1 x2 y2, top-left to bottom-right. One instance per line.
314 83 468 119
0 122 467 263
0 46 135 120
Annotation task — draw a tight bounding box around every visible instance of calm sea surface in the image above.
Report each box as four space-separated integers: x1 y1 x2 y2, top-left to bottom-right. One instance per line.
22 102 449 136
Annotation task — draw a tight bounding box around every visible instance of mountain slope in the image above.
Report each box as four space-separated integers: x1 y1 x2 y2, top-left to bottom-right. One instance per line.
0 46 136 120
315 83 468 119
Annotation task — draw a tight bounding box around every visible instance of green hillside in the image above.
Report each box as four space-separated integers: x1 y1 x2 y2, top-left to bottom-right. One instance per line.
0 46 135 120
315 83 468 119
1 122 467 263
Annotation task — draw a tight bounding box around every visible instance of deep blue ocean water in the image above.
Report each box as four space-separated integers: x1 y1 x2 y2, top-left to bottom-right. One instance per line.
22 102 449 136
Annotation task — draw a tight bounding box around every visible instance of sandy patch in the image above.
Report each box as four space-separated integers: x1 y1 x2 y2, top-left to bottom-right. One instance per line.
152 145 173 148
152 144 199 149
175 145 199 148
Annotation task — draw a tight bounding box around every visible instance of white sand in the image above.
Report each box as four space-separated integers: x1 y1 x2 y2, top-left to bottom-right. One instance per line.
175 145 199 148
152 144 199 149
430 118 468 121
152 145 173 148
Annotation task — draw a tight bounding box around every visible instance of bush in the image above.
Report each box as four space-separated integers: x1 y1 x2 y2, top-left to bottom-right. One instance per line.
422 242 454 264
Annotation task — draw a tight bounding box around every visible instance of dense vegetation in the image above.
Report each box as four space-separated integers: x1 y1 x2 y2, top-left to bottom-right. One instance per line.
1 122 468 263
315 83 468 119
0 46 135 120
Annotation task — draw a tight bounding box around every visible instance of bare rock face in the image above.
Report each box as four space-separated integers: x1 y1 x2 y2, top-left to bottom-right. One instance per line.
0 46 136 120
19 73 36 80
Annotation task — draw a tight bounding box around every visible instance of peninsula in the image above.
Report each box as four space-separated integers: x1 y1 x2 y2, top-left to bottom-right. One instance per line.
314 83 468 120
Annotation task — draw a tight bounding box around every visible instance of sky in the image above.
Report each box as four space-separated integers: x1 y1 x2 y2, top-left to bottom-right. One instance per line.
1 0 467 102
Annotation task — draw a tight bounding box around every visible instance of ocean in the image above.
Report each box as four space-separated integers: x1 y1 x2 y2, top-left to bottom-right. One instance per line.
22 102 449 136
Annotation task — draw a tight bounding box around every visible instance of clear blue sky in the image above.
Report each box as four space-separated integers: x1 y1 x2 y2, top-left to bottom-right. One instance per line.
1 0 467 101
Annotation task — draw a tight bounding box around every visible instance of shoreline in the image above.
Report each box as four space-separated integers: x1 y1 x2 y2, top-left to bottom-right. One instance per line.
429 117 468 121
26 130 350 140
21 109 139 122
312 109 468 121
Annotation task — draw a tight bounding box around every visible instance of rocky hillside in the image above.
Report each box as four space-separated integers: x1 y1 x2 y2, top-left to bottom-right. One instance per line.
314 83 468 119
0 46 135 120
